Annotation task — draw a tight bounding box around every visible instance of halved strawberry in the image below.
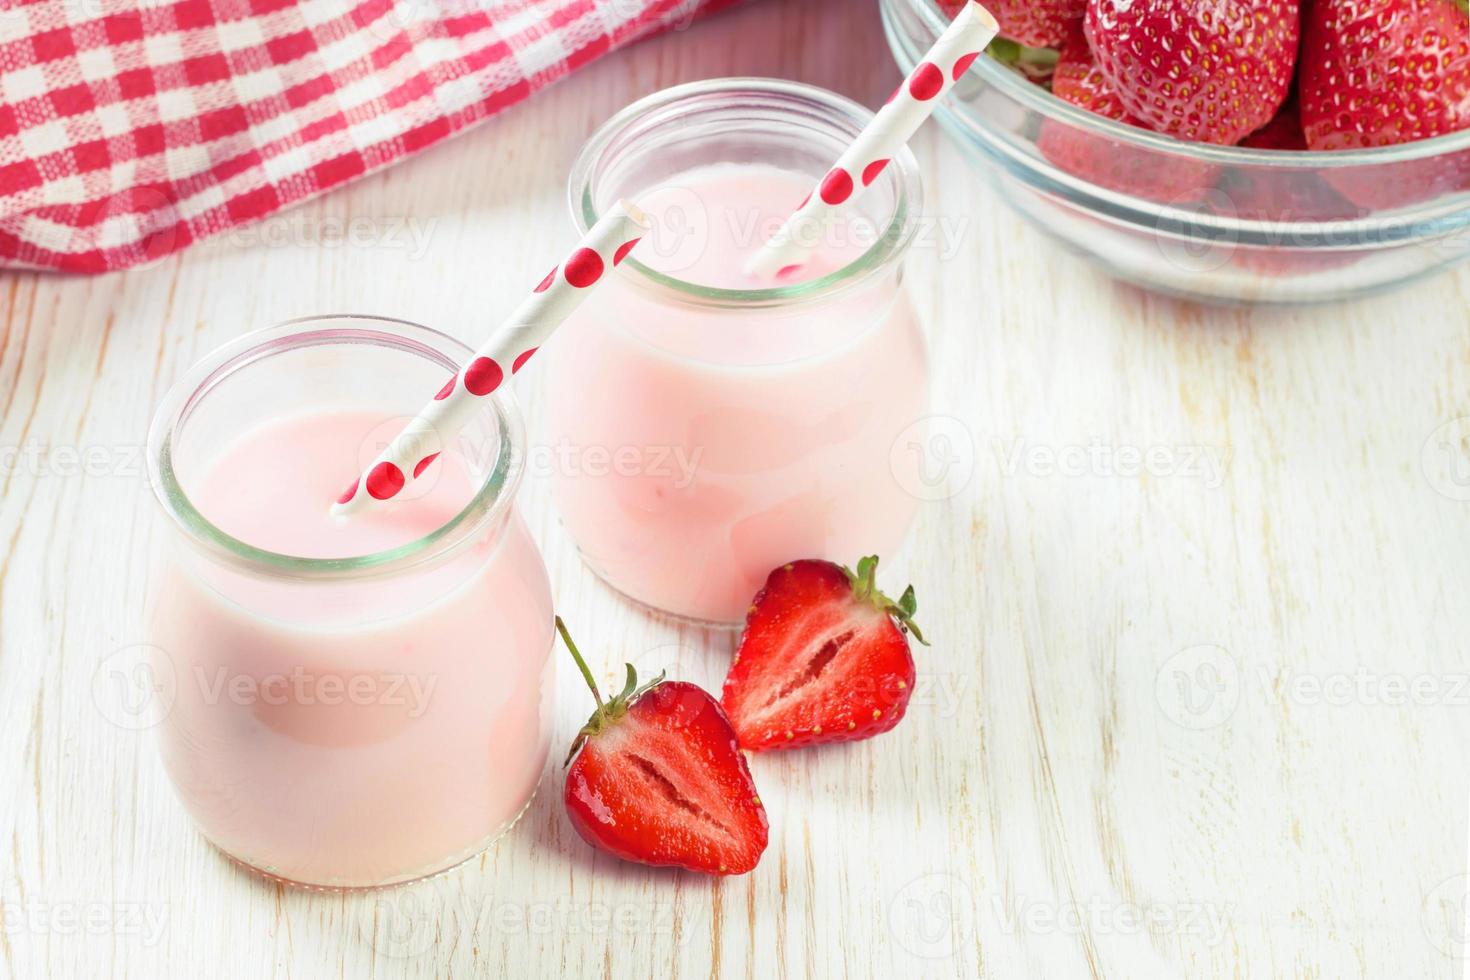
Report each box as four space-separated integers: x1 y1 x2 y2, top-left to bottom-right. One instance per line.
721 557 924 752
557 619 768 875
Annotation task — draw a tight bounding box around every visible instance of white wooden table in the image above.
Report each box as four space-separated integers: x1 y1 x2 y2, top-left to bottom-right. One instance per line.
4 0 1470 976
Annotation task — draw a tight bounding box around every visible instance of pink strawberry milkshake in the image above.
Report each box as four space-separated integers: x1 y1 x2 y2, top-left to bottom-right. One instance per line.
545 80 929 624
146 318 553 888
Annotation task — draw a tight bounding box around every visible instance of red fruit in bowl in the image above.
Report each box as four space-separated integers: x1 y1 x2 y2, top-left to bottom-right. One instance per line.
1050 24 1137 120
1038 28 1218 202
1300 0 1470 150
1227 101 1360 219
1240 101 1310 151
1085 0 1300 145
1212 100 1366 276
1299 0 1470 208
557 618 768 875
941 0 1084 47
1207 101 1369 276
721 557 924 752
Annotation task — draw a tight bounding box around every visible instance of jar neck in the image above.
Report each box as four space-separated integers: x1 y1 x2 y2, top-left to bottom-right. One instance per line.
146 315 525 582
568 77 924 313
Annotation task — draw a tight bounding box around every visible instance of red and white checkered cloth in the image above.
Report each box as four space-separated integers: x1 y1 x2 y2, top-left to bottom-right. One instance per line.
0 0 738 273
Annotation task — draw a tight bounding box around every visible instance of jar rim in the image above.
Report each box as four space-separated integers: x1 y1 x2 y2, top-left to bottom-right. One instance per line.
568 77 925 311
145 315 525 582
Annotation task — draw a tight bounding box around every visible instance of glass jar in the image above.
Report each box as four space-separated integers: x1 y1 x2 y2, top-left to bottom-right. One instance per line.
544 78 929 625
145 315 555 889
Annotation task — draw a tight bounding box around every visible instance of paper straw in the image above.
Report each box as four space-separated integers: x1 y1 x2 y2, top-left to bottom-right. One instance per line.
332 199 649 517
743 1 998 280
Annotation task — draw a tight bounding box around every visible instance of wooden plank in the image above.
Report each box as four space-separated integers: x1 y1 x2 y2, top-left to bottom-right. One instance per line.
1 0 1468 976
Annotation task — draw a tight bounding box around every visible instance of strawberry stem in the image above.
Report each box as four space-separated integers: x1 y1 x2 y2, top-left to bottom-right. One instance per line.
556 615 667 766
986 37 1060 85
841 556 929 646
556 616 602 709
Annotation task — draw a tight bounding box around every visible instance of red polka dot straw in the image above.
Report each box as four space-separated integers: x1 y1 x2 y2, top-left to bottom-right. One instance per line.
742 1 999 280
331 199 649 517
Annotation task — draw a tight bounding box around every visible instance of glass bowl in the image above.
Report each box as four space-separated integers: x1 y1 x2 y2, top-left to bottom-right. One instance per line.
880 0 1470 305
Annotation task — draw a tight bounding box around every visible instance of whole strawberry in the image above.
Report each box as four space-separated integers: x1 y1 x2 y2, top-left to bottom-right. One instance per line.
1300 0 1470 149
1051 24 1136 121
1038 28 1218 201
721 557 924 751
1085 0 1300 145
557 618 768 875
942 0 1085 47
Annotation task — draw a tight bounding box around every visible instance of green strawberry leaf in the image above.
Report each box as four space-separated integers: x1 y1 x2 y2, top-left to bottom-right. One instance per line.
841 556 930 646
558 617 666 766
986 37 1061 86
